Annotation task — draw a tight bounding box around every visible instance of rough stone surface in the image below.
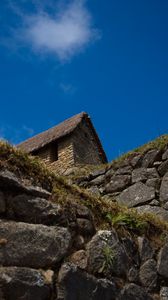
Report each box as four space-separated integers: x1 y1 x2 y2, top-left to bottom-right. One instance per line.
57 263 116 300
160 287 168 300
137 237 155 263
130 154 143 167
160 172 168 204
90 175 105 186
90 168 106 178
142 149 161 168
0 266 53 300
6 194 62 224
116 182 155 208
157 243 168 278
86 230 129 277
139 259 157 291
0 220 71 268
119 283 152 300
132 168 159 184
115 166 133 175
105 175 131 193
69 250 87 269
146 178 160 190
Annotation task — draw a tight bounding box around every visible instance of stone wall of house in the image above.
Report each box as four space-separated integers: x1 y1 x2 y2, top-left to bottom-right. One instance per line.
35 137 75 174
73 146 168 223
49 137 74 173
72 120 104 165
0 169 168 299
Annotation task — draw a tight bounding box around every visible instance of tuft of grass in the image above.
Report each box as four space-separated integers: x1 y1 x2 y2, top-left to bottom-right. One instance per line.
98 246 116 274
106 212 148 234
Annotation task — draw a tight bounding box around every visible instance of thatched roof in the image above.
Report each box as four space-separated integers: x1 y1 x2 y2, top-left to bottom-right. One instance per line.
17 112 107 162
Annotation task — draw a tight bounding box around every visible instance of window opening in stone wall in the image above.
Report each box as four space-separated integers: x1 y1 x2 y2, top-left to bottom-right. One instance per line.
50 143 58 162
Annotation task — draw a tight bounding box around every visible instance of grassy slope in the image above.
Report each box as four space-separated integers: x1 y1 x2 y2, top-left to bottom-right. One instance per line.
0 140 168 246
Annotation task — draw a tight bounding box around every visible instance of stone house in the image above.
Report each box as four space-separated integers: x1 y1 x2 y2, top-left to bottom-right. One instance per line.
18 112 107 173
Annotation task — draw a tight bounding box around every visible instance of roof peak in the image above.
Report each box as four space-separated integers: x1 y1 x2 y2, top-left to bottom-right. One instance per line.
17 112 90 153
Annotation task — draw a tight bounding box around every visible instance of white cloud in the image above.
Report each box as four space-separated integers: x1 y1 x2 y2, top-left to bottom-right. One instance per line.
15 0 100 61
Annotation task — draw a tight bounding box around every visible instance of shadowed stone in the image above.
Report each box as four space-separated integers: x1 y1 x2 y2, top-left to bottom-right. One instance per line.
0 220 71 268
160 172 168 204
157 243 168 278
137 237 154 263
139 259 157 291
0 170 51 198
0 267 53 300
6 194 62 225
162 149 168 160
57 263 116 300
158 160 168 176
0 192 6 213
119 283 152 300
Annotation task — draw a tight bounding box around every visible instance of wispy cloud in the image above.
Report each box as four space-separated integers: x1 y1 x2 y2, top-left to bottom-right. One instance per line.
0 124 34 144
7 0 100 62
59 82 77 94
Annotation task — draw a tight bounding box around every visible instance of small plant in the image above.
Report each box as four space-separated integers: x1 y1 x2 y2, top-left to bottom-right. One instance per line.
106 212 148 232
99 245 116 274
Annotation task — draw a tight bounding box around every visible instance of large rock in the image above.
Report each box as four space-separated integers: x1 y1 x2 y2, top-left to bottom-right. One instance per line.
86 230 128 277
142 149 162 168
119 283 152 300
0 220 71 268
160 171 168 204
0 266 53 300
157 243 168 278
116 182 155 208
6 194 62 225
139 259 157 291
136 206 168 222
105 175 131 193
132 168 159 183
0 170 51 198
57 263 116 300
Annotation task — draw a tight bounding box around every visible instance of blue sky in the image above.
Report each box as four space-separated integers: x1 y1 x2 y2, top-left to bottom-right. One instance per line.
0 0 168 161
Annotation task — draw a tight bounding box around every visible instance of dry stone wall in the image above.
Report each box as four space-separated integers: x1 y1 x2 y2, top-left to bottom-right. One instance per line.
74 146 168 222
1 169 168 299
